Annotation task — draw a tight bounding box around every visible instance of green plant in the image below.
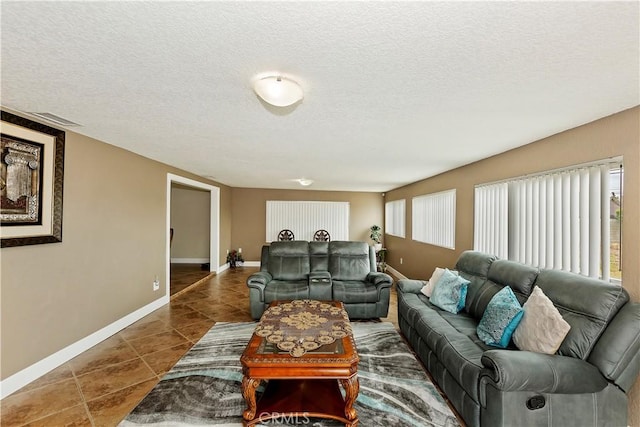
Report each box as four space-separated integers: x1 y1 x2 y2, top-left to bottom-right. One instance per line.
370 225 382 244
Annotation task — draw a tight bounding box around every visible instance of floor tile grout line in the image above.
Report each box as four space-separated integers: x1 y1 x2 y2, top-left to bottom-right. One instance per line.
2 267 314 426
70 365 98 427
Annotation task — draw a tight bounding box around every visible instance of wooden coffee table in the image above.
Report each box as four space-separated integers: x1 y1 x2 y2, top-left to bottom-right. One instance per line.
240 300 360 427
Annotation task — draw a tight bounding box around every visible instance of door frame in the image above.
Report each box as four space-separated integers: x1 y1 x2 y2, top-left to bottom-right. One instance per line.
166 174 220 295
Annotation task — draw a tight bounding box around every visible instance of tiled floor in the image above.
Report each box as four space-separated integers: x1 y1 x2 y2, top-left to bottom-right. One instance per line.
169 263 214 296
0 267 399 426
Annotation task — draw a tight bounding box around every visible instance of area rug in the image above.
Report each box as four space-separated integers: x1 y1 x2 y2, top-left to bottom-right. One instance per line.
120 322 460 426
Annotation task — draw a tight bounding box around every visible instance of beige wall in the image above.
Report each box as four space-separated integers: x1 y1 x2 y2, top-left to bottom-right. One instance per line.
170 185 210 260
0 122 231 380
2 107 638 420
384 106 640 423
230 188 384 261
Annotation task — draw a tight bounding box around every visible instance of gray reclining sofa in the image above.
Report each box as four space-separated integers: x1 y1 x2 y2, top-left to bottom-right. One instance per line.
247 240 393 320
398 250 640 427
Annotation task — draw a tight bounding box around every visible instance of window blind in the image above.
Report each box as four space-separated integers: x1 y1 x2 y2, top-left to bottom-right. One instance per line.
474 182 508 259
385 199 406 238
265 201 349 242
412 189 456 249
474 160 618 280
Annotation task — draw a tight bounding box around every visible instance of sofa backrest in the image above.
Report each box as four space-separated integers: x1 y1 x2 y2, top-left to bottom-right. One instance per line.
467 259 539 321
259 245 270 272
267 241 311 280
488 259 538 304
587 302 640 392
328 241 373 281
456 251 497 318
309 241 329 272
535 269 629 360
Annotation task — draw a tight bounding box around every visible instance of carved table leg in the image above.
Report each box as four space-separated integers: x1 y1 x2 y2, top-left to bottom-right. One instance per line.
340 375 360 426
241 376 261 421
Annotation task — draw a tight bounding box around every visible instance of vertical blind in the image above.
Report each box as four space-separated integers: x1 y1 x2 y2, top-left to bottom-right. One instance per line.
265 201 349 242
412 189 456 249
385 199 406 237
474 182 509 259
474 161 616 280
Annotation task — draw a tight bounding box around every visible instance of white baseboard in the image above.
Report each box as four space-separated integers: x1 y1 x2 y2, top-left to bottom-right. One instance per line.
216 261 259 274
0 295 169 399
241 261 260 267
170 258 209 264
385 265 407 280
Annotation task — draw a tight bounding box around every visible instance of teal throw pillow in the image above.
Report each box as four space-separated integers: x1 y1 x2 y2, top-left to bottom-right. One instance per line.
430 269 469 314
477 287 524 348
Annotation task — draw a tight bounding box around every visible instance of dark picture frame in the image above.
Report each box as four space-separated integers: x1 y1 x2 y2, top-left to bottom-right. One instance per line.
1 111 65 247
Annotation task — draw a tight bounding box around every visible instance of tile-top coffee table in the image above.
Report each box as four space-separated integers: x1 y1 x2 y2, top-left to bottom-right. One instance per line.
240 300 360 427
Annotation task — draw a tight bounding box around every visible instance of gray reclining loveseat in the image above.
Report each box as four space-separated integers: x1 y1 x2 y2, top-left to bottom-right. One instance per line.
247 240 393 320
398 250 640 427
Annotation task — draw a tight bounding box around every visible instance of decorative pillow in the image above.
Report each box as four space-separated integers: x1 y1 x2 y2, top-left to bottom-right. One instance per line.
421 267 446 297
477 287 524 348
429 269 469 314
513 286 571 354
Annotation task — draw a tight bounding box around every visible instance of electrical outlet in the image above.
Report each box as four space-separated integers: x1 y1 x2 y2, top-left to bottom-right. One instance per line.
400 257 403 264
153 278 160 291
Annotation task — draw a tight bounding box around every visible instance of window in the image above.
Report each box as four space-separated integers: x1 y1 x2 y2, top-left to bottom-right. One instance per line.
266 201 349 242
412 189 456 249
385 199 406 238
474 159 623 281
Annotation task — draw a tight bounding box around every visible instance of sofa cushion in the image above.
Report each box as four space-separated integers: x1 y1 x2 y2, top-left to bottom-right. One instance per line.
487 259 538 304
333 280 380 303
463 260 538 322
328 241 371 281
587 302 640 392
455 251 497 316
309 241 329 272
513 286 571 354
267 241 311 281
422 267 456 297
400 292 485 402
536 269 629 360
477 286 524 348
264 280 309 302
430 269 469 314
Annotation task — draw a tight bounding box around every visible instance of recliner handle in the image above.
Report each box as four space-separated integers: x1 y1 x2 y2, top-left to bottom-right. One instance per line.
526 395 546 410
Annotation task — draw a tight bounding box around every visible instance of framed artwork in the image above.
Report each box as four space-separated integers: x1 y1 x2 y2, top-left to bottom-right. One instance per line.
1 111 65 247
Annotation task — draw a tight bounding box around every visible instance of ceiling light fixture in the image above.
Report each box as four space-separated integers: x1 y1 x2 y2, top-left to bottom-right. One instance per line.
253 75 303 107
297 178 313 187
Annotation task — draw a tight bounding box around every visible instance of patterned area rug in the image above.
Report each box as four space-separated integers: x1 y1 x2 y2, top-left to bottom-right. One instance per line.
120 322 460 426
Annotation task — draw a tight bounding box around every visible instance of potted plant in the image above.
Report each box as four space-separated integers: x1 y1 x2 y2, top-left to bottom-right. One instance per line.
226 249 244 269
370 225 382 251
377 248 387 272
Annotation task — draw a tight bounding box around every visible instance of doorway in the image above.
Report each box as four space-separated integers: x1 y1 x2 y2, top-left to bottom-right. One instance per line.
166 174 220 297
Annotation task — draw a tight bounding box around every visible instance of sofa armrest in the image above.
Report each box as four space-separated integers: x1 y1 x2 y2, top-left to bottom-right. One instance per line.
397 279 426 294
247 271 272 286
247 272 272 301
480 349 608 394
367 272 393 288
309 271 332 300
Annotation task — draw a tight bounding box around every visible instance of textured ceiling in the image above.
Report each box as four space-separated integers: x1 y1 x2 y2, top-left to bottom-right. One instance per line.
1 1 638 192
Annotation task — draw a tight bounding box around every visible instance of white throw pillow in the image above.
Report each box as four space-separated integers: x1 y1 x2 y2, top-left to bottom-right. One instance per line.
421 267 447 297
513 286 571 354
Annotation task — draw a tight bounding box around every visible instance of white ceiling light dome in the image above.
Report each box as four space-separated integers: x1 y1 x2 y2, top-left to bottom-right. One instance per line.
297 178 313 186
253 75 304 107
